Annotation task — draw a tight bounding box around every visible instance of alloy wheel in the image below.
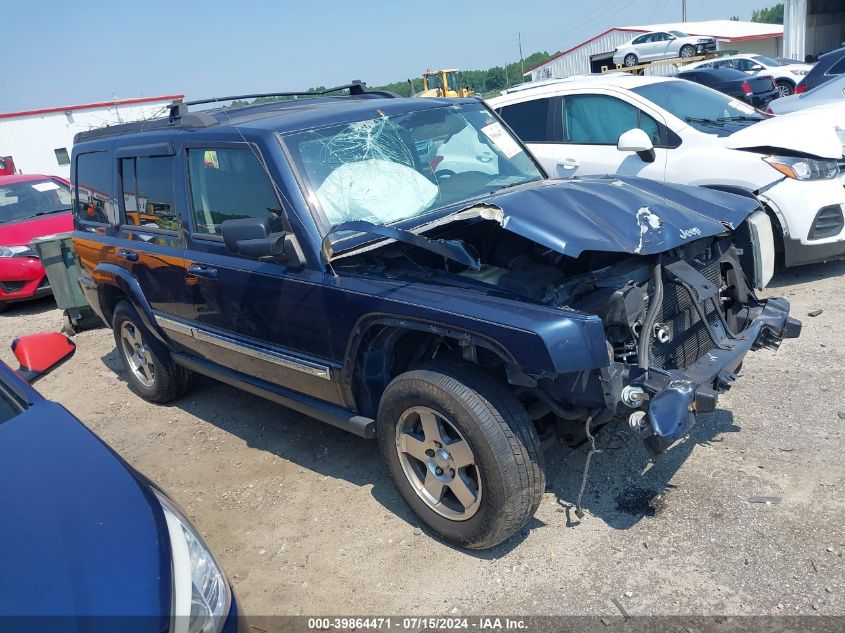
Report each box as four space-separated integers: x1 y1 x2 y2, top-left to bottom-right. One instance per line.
120 321 156 387
395 406 482 521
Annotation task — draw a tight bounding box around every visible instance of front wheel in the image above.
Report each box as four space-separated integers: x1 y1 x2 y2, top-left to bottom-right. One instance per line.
623 53 638 67
679 44 695 58
377 361 545 549
112 300 191 403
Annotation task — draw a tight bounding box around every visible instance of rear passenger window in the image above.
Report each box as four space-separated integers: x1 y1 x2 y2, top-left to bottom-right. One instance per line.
120 156 177 231
497 98 550 143
186 147 282 236
75 151 117 225
827 56 845 75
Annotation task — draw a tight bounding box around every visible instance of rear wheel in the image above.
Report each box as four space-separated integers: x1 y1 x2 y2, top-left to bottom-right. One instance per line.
112 300 190 402
679 44 695 58
377 361 544 549
775 80 794 97
623 53 638 67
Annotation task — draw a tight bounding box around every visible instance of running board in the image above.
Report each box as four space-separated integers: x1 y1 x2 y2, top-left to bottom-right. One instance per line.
172 352 375 439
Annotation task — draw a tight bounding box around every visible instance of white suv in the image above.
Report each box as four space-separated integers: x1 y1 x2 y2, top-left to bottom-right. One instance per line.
685 54 812 96
488 75 845 270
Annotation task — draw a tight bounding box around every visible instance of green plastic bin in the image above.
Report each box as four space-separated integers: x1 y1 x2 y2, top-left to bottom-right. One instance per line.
30 232 102 333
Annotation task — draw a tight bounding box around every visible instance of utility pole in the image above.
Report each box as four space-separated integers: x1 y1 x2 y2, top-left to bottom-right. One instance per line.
681 0 687 22
518 32 525 79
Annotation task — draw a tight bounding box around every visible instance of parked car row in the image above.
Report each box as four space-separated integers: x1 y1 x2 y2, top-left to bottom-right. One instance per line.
491 74 845 268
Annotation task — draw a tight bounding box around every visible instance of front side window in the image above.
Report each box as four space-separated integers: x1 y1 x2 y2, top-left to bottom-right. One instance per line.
120 156 177 231
0 178 71 225
562 94 660 145
75 152 117 224
498 98 550 142
187 147 283 236
632 80 766 135
751 55 782 67
283 102 542 229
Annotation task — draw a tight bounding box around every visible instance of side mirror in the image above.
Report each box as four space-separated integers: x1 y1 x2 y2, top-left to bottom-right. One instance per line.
617 128 656 163
221 217 304 266
11 332 76 383
750 64 764 71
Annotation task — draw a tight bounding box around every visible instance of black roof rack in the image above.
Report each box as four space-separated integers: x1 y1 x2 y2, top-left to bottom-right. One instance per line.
167 80 397 123
74 81 399 143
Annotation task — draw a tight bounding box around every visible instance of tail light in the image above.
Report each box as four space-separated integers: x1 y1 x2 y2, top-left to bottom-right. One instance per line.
742 80 752 95
766 107 774 115
796 83 807 94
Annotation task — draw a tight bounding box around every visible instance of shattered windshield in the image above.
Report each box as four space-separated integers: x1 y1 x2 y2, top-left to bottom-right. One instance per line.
283 102 542 232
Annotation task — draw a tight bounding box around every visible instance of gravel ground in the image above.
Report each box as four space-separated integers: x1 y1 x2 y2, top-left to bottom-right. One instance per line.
0 261 843 619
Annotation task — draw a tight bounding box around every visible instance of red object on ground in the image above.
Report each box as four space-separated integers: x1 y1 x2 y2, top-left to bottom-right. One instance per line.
0 174 73 306
11 332 76 373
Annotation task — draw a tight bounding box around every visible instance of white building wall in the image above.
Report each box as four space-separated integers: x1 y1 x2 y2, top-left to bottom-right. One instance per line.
0 100 174 179
529 30 637 81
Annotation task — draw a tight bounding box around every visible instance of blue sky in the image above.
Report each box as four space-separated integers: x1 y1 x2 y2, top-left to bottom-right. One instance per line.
2 0 770 111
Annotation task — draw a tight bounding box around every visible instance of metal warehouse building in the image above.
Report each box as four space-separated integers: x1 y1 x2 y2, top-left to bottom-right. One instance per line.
784 0 845 60
0 95 182 179
525 20 784 81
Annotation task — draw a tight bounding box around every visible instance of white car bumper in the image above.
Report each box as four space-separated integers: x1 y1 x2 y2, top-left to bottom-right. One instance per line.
759 177 845 266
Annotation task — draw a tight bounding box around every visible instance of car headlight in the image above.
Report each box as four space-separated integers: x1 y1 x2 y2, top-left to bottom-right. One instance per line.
763 155 839 180
0 245 36 258
153 489 231 633
791 69 808 75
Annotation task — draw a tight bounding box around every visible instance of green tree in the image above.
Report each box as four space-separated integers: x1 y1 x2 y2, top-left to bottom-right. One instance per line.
751 3 784 24
485 66 507 91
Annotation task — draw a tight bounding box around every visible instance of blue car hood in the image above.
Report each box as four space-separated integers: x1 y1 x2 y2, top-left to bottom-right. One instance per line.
477 176 760 258
0 400 169 624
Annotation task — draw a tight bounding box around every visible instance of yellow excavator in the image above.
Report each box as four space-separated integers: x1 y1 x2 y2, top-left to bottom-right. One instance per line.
413 69 475 98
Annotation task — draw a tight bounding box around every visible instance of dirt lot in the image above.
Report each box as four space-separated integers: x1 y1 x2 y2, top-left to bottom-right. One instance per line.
1 262 843 618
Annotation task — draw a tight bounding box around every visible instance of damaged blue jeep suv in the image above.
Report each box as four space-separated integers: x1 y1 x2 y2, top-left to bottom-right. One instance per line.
71 83 800 549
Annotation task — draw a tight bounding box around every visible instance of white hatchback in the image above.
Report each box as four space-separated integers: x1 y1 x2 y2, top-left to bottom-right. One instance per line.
489 75 845 271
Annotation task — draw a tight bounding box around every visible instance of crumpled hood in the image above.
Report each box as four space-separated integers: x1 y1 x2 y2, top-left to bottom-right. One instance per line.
722 113 842 159
477 176 759 258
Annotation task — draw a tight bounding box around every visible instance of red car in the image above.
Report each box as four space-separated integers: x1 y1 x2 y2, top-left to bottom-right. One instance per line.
0 174 73 311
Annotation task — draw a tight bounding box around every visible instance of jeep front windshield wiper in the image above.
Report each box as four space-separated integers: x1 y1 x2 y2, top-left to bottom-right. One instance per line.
322 219 480 269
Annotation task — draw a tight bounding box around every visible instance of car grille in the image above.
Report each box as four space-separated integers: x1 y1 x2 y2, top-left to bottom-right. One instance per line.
0 281 27 293
651 257 723 370
809 204 844 239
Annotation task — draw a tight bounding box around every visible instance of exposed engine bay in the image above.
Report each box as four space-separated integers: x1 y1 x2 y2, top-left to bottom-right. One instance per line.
337 212 799 456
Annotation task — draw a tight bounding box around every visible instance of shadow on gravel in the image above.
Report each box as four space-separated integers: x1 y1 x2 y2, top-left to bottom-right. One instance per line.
100 349 542 554
546 408 738 530
767 258 845 290
0 295 57 318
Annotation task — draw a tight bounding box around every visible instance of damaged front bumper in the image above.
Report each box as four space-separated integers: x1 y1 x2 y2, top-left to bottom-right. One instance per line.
629 296 801 455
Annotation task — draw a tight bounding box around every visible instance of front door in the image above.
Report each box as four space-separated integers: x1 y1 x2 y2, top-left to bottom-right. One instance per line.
527 94 669 181
178 143 340 405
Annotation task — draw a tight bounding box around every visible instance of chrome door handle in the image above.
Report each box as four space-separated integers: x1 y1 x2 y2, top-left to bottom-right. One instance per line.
116 249 138 262
187 264 218 279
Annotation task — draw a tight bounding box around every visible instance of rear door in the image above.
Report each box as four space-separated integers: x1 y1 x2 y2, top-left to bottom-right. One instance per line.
178 142 340 404
112 143 195 337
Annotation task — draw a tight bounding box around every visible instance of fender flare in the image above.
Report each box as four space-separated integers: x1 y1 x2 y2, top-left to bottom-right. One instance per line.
93 263 168 345
340 314 542 411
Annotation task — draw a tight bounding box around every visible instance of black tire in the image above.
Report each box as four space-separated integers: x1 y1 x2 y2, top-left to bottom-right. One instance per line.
623 53 638 67
679 44 695 58
112 300 191 403
376 360 545 549
775 80 794 97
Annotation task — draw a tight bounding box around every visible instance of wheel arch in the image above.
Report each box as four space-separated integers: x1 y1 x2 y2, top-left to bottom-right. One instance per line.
93 263 167 344
342 316 528 419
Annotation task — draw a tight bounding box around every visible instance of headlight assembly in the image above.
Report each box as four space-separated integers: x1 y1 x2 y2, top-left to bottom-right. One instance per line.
763 155 839 180
153 489 230 633
0 245 36 258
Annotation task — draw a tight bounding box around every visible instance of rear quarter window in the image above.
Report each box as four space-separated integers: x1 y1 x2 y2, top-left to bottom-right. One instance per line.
75 151 117 225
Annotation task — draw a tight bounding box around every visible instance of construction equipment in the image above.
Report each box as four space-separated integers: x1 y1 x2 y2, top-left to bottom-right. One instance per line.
416 69 475 98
